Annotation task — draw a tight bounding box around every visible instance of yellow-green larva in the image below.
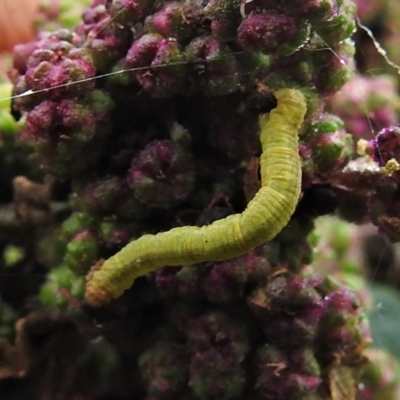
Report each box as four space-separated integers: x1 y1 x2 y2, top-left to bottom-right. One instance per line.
85 88 307 306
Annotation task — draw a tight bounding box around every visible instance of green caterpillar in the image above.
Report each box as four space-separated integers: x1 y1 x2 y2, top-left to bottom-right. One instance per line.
85 88 307 306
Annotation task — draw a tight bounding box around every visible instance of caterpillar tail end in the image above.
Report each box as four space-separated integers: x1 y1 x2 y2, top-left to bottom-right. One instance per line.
85 260 114 307
85 282 114 307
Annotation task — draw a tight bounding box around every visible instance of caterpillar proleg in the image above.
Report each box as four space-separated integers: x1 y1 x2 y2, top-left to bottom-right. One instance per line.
85 88 307 306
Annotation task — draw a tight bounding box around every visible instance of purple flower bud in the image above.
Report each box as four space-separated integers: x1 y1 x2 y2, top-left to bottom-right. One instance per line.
99 220 135 248
313 40 355 95
23 45 95 100
238 12 307 56
249 277 325 346
254 344 322 399
79 175 148 220
84 16 133 71
181 311 250 368
128 140 195 209
322 288 359 328
25 100 58 141
204 0 241 39
262 314 321 347
81 2 109 26
139 342 189 398
144 2 195 42
166 306 251 398
285 278 324 310
58 99 96 142
126 34 187 97
292 0 337 22
289 348 321 377
109 0 152 25
24 97 100 175
84 176 127 214
155 266 206 300
189 348 246 399
185 36 239 95
205 253 270 304
371 126 400 167
126 33 162 67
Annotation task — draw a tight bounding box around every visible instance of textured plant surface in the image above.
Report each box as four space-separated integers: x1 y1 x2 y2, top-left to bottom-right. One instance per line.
1 0 400 399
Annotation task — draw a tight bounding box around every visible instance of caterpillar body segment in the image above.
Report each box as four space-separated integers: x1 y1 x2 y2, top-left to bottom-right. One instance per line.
85 88 307 306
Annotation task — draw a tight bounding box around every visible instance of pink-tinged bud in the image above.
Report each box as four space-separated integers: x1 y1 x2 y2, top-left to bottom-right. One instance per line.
155 266 206 300
185 311 249 399
313 39 355 95
85 17 133 71
139 342 189 398
292 0 337 22
254 345 321 399
204 0 241 39
205 253 270 304
99 220 135 249
304 113 353 174
84 176 126 214
189 348 246 399
109 0 153 25
64 230 99 275
238 12 309 56
126 34 187 97
144 2 195 42
39 265 85 312
25 100 58 141
128 140 195 209
185 36 239 95
20 41 95 102
371 126 400 167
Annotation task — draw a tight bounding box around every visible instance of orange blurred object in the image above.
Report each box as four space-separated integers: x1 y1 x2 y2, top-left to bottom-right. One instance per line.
0 0 41 52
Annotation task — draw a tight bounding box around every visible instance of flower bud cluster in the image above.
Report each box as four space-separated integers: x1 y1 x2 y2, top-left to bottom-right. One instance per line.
12 31 114 177
3 0 384 398
138 261 369 399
